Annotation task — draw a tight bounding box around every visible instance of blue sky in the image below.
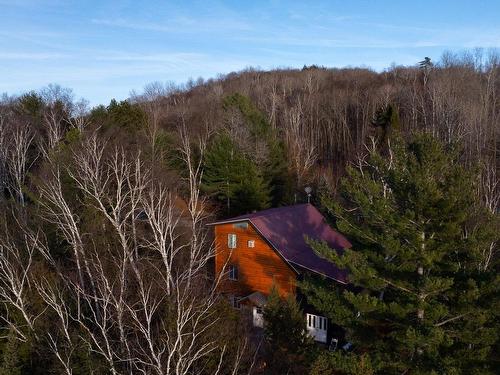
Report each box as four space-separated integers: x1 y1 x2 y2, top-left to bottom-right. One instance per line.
1 0 500 105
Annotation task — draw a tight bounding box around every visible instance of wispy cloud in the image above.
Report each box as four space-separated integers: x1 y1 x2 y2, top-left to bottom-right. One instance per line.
2 49 253 88
91 18 173 32
328 21 500 48
0 0 63 8
91 16 252 33
3 0 500 105
233 34 443 49
93 51 206 63
0 52 69 60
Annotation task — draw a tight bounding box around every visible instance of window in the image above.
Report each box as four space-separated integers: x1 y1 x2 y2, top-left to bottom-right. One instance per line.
306 314 327 330
233 222 248 229
247 240 255 248
228 234 237 249
306 313 328 343
230 295 241 309
228 265 238 280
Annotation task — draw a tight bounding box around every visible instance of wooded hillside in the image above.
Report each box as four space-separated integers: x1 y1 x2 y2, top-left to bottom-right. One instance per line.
133 50 499 213
0 50 498 374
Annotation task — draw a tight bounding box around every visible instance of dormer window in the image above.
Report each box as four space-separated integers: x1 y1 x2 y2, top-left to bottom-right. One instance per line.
233 222 248 229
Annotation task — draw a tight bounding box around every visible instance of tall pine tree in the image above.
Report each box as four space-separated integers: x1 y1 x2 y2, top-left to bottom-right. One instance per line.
202 133 270 216
303 134 499 374
223 93 294 206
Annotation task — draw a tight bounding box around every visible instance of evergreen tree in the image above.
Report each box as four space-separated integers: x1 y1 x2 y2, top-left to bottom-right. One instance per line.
223 93 294 206
0 329 27 375
371 104 400 148
223 93 271 139
202 133 270 216
106 98 147 129
89 99 147 131
303 134 499 374
263 286 314 374
17 91 44 122
310 352 374 375
264 139 294 206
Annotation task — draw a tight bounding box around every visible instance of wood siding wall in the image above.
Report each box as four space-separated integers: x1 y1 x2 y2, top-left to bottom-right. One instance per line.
214 221 297 297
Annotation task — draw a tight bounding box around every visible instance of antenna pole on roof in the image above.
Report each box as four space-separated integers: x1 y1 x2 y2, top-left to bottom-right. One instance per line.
305 186 312 204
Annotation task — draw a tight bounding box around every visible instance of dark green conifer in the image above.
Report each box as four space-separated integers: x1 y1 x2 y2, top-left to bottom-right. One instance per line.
222 93 294 206
303 134 499 374
202 133 270 215
263 286 313 374
371 104 400 148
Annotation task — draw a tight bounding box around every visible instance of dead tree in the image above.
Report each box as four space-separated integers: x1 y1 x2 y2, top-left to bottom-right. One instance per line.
284 99 317 188
69 98 90 132
478 160 499 271
0 231 37 340
39 84 74 155
5 124 35 207
132 81 175 162
0 111 7 199
28 127 243 374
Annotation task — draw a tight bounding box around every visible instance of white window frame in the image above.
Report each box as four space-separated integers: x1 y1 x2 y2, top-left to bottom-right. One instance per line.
306 313 328 343
228 265 238 280
228 233 237 249
247 240 255 248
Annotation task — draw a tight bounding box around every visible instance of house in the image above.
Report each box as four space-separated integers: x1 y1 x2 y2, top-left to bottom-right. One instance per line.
208 203 351 344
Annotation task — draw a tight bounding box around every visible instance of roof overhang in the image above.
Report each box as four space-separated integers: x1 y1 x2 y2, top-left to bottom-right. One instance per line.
289 261 348 285
239 291 267 307
206 218 251 226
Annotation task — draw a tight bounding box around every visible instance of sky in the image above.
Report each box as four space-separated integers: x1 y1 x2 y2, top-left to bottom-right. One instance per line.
1 0 500 105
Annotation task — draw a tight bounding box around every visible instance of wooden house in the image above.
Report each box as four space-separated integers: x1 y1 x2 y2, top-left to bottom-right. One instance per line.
208 203 351 344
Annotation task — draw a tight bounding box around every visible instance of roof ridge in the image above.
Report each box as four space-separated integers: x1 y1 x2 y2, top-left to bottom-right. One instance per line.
250 203 311 216
208 203 313 225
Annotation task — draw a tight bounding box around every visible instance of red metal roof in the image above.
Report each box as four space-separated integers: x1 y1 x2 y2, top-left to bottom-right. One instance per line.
209 204 351 283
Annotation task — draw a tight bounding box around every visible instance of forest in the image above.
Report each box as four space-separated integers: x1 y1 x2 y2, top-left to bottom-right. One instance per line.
0 49 498 374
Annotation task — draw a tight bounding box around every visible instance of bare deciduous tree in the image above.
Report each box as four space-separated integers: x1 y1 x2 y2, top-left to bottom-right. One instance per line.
4 126 246 374
284 99 317 188
69 98 90 132
132 81 176 161
39 84 74 154
0 231 37 339
5 124 35 206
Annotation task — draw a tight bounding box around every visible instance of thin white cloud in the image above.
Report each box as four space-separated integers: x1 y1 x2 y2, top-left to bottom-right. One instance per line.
0 52 69 60
91 16 252 33
93 51 206 63
91 18 173 32
0 0 63 7
233 34 443 49
328 21 500 48
2 50 253 87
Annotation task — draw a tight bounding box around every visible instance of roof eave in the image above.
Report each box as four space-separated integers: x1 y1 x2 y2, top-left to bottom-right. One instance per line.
206 218 251 226
289 261 348 285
